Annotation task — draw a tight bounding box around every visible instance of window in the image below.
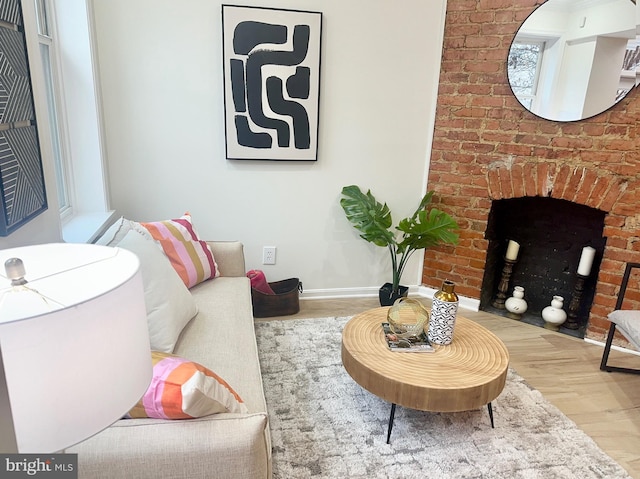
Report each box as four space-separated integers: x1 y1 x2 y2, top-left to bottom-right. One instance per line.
34 0 71 216
31 0 116 243
507 41 545 110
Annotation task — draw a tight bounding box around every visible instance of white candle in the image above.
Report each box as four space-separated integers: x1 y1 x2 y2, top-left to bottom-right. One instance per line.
577 246 596 276
505 240 520 261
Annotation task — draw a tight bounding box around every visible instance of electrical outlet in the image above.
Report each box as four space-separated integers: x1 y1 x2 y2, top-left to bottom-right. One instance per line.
263 246 276 265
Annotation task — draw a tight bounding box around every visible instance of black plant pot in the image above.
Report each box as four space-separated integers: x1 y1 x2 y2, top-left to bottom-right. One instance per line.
378 282 409 306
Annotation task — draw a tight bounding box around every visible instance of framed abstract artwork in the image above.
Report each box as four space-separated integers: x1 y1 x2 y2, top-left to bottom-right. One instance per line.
0 0 47 236
222 5 322 161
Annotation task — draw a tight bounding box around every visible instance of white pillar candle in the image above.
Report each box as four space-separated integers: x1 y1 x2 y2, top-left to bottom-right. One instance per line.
505 240 520 261
577 246 596 276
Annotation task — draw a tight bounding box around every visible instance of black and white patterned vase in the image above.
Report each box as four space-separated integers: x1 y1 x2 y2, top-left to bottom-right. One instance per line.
427 280 459 345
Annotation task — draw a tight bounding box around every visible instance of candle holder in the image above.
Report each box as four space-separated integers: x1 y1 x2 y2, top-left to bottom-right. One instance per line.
565 273 587 330
492 258 516 309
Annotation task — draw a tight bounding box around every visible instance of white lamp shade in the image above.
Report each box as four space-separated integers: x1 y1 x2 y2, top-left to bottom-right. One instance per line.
0 243 152 453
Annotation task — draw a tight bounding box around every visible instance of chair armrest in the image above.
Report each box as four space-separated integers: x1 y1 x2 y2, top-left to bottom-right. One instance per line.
207 241 246 277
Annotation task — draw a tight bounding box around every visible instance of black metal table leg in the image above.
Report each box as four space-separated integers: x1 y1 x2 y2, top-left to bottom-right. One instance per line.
386 403 397 444
487 402 494 428
386 402 494 444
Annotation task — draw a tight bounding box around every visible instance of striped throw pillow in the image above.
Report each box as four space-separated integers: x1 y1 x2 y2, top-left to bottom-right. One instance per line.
138 213 219 288
128 351 248 419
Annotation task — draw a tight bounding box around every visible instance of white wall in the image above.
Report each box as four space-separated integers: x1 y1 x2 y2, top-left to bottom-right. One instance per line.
90 0 447 296
583 36 629 118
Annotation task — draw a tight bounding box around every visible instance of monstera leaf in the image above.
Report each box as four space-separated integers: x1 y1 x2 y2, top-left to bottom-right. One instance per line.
397 208 459 254
340 185 459 295
340 185 395 247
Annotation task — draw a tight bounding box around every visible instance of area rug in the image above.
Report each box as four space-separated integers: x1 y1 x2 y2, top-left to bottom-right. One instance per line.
254 316 632 479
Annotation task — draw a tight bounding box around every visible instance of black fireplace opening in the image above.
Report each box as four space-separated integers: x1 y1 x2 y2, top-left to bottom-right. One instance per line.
480 197 607 338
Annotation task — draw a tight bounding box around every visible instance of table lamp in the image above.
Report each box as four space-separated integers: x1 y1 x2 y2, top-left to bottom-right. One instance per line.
0 243 152 453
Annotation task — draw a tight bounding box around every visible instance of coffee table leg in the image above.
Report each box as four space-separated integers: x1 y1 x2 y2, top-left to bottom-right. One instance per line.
386 403 397 444
487 402 494 428
387 402 494 442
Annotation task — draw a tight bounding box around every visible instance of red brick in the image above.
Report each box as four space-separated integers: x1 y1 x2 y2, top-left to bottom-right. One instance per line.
477 48 509 61
538 122 562 135
464 61 502 73
585 176 611 210
453 107 486 118
473 176 489 191
599 180 628 212
606 237 628 249
460 185 490 199
606 139 636 151
563 168 584 202
496 144 533 156
494 11 516 23
470 96 504 108
604 214 625 228
465 36 501 49
604 125 629 136
498 167 514 199
446 130 481 141
482 131 516 143
511 163 525 198
574 169 598 205
523 162 537 197
536 162 551 197
468 11 494 23
607 163 638 177
550 137 594 149
551 164 571 200
458 84 492 95
612 203 638 217
481 23 520 36
478 0 521 7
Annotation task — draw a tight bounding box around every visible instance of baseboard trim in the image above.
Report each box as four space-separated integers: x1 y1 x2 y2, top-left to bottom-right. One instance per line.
584 337 640 356
300 285 481 312
417 285 480 311
299 285 419 300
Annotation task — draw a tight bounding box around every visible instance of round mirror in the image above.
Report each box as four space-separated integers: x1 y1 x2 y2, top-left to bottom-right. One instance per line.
508 0 639 122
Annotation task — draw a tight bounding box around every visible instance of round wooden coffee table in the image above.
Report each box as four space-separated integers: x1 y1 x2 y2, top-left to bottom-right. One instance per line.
341 307 509 442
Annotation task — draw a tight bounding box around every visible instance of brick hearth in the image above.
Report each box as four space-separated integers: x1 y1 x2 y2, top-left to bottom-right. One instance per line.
422 0 640 345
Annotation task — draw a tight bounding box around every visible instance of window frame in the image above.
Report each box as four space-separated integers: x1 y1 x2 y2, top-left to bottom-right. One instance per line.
507 39 545 111
34 0 74 219
31 0 116 242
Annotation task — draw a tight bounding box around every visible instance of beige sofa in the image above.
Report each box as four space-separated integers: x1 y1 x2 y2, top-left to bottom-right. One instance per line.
70 241 272 479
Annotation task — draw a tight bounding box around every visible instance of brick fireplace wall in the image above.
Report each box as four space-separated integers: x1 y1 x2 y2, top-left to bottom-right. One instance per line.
423 0 640 343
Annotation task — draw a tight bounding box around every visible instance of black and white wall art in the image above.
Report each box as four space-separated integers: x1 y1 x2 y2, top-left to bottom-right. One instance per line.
222 5 322 161
0 0 47 236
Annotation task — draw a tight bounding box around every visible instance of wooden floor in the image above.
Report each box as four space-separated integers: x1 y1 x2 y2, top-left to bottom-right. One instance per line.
258 296 640 478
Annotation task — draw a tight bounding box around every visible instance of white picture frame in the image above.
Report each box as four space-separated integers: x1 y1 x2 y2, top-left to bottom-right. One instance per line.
222 5 322 161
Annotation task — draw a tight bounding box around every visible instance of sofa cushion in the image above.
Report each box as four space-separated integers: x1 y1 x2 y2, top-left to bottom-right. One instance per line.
117 230 197 353
128 351 249 419
95 216 145 246
138 213 219 289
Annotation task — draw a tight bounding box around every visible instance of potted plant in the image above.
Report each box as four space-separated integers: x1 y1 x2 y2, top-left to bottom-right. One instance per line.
340 185 459 306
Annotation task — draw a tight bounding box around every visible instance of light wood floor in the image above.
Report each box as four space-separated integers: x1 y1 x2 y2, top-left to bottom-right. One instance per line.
257 296 640 478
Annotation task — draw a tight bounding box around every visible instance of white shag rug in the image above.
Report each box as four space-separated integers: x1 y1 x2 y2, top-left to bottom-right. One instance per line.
254 316 632 479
